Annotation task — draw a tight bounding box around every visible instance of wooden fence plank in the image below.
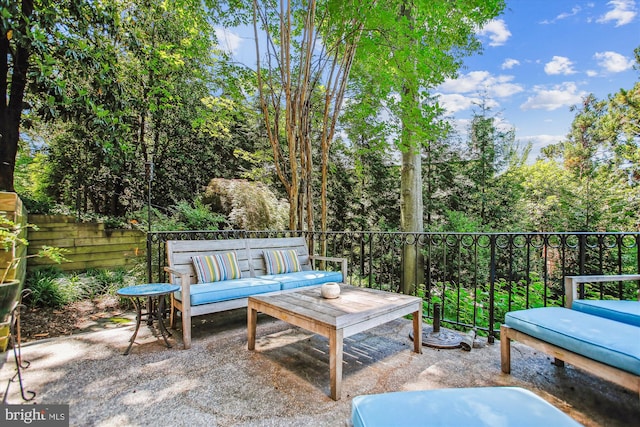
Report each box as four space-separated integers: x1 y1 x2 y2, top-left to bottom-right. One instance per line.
27 215 146 272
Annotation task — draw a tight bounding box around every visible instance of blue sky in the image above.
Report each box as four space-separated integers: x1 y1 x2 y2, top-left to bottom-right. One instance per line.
438 0 639 160
216 1 639 161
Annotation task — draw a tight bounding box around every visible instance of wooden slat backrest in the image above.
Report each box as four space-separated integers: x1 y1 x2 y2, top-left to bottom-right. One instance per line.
165 237 312 284
166 239 252 285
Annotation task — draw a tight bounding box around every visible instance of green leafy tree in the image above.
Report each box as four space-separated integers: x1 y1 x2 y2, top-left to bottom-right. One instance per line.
37 0 259 217
600 46 640 184
1 0 118 191
347 1 505 293
465 104 519 229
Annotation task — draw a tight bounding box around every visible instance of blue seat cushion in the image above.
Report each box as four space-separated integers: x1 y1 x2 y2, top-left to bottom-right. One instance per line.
174 278 281 306
258 270 343 290
505 307 640 375
351 387 583 427
572 300 640 327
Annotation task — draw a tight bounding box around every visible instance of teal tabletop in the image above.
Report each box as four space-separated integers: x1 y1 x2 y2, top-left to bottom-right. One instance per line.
117 283 180 297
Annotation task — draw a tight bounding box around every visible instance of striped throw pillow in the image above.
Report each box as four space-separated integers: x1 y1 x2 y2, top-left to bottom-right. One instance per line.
192 252 241 283
263 249 301 275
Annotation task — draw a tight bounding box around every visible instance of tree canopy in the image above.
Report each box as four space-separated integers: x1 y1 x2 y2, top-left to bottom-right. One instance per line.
2 1 638 236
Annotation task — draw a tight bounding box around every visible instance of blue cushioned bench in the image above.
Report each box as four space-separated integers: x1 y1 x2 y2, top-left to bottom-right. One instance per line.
351 387 583 427
501 307 640 397
572 300 640 327
165 237 346 349
565 274 640 327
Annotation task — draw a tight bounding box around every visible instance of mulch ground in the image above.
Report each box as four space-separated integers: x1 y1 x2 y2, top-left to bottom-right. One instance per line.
16 296 130 343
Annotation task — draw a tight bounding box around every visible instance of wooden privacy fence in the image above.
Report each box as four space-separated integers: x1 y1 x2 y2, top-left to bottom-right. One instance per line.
27 215 146 272
0 192 28 285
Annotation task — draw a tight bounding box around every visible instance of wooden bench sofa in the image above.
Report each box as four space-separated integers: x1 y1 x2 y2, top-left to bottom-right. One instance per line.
164 236 347 349
501 274 640 398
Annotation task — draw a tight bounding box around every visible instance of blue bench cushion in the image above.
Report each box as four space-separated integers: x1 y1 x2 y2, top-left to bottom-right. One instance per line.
505 307 640 375
572 300 640 327
258 270 343 290
351 387 583 427
174 278 281 306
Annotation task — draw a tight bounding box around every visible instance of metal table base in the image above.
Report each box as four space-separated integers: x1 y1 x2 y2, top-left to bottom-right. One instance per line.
117 284 180 355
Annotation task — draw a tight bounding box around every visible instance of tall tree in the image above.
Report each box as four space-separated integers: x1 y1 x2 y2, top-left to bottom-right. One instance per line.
35 0 234 216
600 46 640 183
246 0 366 232
466 102 517 227
349 1 505 293
1 0 116 191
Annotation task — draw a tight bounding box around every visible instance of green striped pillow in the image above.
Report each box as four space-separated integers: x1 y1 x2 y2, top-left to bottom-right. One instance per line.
263 249 302 275
192 252 242 283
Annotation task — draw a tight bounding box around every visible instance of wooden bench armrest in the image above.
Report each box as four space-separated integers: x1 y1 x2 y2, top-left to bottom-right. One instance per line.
163 266 192 296
309 255 348 282
564 274 640 308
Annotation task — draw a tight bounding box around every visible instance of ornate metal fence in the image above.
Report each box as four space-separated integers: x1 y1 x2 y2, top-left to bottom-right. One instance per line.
147 231 640 341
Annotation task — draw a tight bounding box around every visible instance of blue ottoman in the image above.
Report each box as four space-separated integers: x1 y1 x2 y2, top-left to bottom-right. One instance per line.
351 387 582 427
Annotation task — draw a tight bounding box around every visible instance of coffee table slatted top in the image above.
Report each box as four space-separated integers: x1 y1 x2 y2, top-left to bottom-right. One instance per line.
250 285 419 330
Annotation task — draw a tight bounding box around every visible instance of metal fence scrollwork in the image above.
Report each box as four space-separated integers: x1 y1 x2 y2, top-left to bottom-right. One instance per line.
147 231 640 341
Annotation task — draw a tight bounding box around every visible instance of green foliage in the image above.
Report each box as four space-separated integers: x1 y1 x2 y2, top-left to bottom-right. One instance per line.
0 214 68 283
203 178 288 230
84 268 136 296
327 137 400 231
423 277 562 335
25 267 141 308
25 268 76 308
168 199 225 231
6 0 637 240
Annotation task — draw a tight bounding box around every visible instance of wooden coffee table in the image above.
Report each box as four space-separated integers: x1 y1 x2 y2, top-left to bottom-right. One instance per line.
247 284 422 400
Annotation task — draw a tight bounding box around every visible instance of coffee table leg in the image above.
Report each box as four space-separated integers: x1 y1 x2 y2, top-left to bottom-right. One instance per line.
329 328 343 400
413 308 422 353
247 304 257 350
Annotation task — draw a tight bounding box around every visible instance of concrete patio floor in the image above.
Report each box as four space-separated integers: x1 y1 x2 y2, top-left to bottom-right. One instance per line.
1 309 638 426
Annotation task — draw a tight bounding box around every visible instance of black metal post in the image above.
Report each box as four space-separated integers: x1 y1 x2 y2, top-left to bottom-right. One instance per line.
145 160 154 283
145 161 154 232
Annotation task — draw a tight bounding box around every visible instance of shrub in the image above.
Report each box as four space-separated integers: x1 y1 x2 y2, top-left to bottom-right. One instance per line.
25 267 142 308
203 178 288 230
25 268 74 308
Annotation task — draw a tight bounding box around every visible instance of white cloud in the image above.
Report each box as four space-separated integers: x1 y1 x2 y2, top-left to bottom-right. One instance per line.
520 134 565 162
520 134 564 149
477 19 511 46
436 93 482 113
557 6 582 20
521 82 587 111
541 6 582 24
594 51 635 72
501 58 520 69
215 28 243 54
490 76 525 97
586 69 599 77
544 56 577 75
597 0 637 26
436 93 502 115
440 71 491 93
438 71 524 100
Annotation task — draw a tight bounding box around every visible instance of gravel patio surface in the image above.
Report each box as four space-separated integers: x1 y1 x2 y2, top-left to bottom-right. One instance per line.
1 309 638 426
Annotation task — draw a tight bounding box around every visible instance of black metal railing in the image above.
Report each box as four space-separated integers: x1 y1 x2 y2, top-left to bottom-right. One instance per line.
147 231 640 341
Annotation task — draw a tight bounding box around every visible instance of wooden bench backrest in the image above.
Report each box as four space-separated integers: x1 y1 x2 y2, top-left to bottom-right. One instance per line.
166 237 312 284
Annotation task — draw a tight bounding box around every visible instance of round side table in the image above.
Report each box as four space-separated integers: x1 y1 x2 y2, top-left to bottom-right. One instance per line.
116 283 180 355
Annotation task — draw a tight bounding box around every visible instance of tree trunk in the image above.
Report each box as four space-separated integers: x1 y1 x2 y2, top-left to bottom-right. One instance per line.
399 2 424 295
400 147 425 295
0 0 34 192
